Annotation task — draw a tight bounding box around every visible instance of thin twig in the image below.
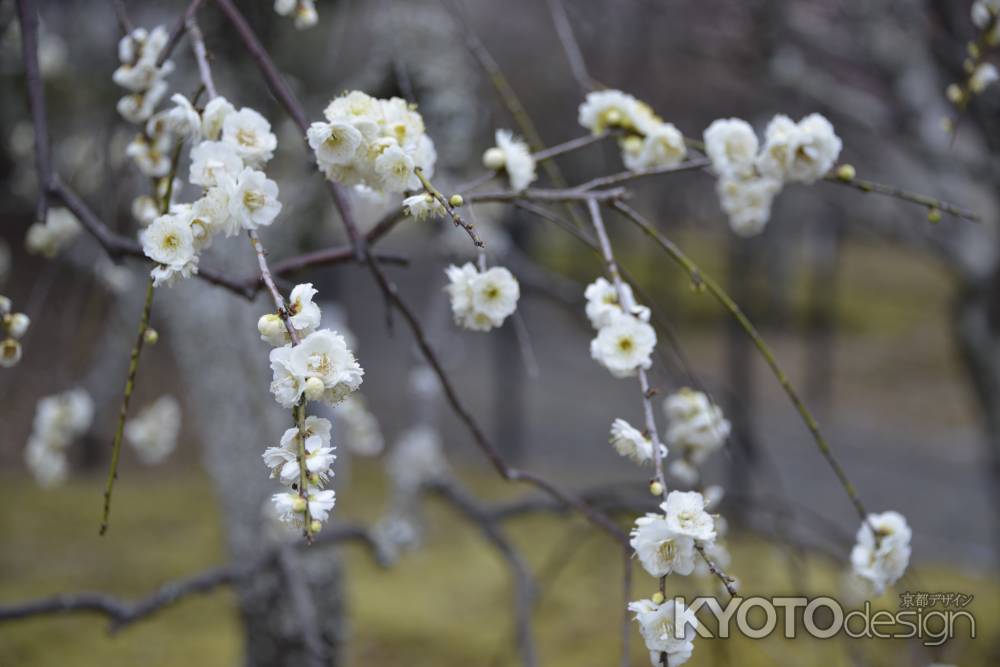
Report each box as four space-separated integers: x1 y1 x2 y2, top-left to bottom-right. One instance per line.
99 276 155 535
824 172 980 222
544 0 594 92
186 17 216 100
414 166 484 248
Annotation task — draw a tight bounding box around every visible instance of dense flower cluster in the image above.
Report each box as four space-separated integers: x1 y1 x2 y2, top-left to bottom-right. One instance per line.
850 511 912 594
578 89 687 171
662 388 731 484
703 114 841 236
140 95 282 286
444 263 520 332
585 277 656 378
125 395 181 464
273 0 318 29
26 207 81 257
482 129 537 191
259 284 363 530
24 388 94 487
113 27 173 125
308 91 437 193
0 295 29 368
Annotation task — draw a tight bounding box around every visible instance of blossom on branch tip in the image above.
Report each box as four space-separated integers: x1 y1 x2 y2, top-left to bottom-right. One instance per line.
850 511 912 594
485 129 537 191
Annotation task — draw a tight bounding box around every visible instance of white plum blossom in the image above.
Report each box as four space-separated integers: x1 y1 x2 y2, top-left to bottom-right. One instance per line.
578 89 686 171
310 91 437 193
259 283 322 346
263 416 335 485
24 388 94 487
403 193 446 220
444 263 520 332
125 395 182 464
201 96 235 140
116 80 168 124
756 113 841 184
630 513 697 577
716 174 782 237
850 511 912 594
269 329 364 409
112 26 173 92
189 140 243 187
485 129 537 191
165 93 201 138
141 208 199 287
609 418 665 465
125 131 172 177
25 207 81 257
228 168 282 231
703 118 758 178
272 486 336 524
623 122 687 171
584 277 650 328
590 311 656 378
578 89 647 134
663 388 731 466
628 598 698 666
222 107 277 166
661 490 716 542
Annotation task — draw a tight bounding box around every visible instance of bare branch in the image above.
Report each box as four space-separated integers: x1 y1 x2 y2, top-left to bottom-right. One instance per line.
544 0 594 92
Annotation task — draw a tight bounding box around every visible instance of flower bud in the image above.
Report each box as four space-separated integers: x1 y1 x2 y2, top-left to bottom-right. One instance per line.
304 376 325 401
291 497 308 513
927 207 942 224
946 84 965 104
482 147 506 170
649 480 664 496
1 338 22 368
449 194 464 208
835 164 856 181
258 313 285 345
651 591 665 605
143 327 159 345
309 520 322 534
0 296 10 316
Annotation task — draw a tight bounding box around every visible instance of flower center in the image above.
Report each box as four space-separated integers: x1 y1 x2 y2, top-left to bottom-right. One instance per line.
243 190 266 211
236 128 256 147
617 337 634 353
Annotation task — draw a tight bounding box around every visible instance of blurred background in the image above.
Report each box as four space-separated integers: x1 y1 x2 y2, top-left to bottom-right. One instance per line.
1 0 999 665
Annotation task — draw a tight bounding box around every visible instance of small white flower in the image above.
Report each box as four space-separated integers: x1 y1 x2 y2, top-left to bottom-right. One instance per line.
590 311 656 378
716 174 782 237
125 132 172 177
262 416 335 484
287 283 322 336
703 118 758 178
490 129 537 191
623 123 686 171
609 418 665 464
628 598 698 663
26 207 81 258
269 345 305 408
288 329 365 406
272 486 336 524
202 96 235 141
125 396 181 464
584 277 650 328
190 186 233 242
222 107 277 166
663 388 730 466
374 143 418 192
294 0 318 29
403 193 446 220
756 113 841 184
228 168 282 231
579 89 645 134
189 140 244 188
445 263 520 331
850 511 912 594
165 93 202 138
660 490 716 542
141 209 198 287
308 121 363 167
116 80 168 124
6 313 30 339
630 513 697 577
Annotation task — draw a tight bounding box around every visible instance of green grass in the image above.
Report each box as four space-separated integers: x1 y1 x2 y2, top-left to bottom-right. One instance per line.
0 466 996 666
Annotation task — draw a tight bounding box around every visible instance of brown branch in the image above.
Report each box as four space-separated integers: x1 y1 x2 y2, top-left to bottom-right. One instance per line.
543 0 594 92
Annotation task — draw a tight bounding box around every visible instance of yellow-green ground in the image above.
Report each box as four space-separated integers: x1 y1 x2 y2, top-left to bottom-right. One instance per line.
0 464 996 666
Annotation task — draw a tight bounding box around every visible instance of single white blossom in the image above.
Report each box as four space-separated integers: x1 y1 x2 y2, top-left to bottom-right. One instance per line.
663 388 730 466
584 277 650 328
850 511 912 594
630 513 697 577
488 129 537 191
590 311 656 378
628 598 698 665
609 418 665 465
703 118 758 178
189 140 244 188
403 193 446 220
228 167 282 231
222 107 277 166
445 263 520 331
661 490 716 542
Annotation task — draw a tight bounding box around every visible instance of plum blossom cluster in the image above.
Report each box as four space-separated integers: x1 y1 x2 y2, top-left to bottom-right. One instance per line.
24 388 94 487
140 96 282 286
25 207 81 258
125 395 182 465
703 114 842 236
308 91 437 193
444 263 520 332
482 129 537 191
259 283 364 530
628 598 699 667
578 89 687 171
112 26 173 125
273 0 318 29
662 388 731 485
585 277 656 378
0 295 29 368
850 511 912 595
